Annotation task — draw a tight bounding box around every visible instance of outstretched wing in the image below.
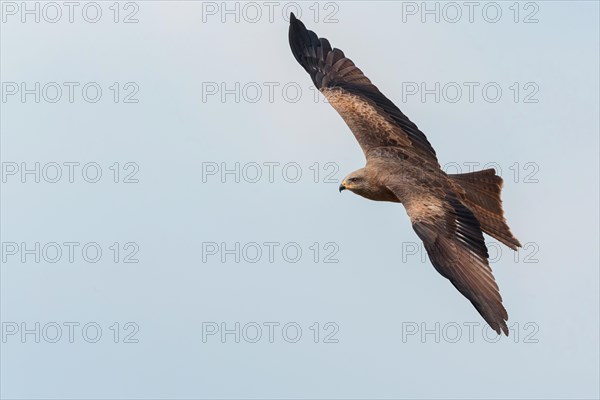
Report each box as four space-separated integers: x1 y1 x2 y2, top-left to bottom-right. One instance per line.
288 13 438 164
385 168 509 335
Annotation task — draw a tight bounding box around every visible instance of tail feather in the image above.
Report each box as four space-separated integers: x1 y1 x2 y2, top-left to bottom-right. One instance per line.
450 169 521 250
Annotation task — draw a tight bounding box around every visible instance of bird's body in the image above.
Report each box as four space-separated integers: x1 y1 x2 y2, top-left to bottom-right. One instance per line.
288 13 521 335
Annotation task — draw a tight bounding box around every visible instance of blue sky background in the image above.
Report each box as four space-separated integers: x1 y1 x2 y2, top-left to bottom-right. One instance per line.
1 1 599 399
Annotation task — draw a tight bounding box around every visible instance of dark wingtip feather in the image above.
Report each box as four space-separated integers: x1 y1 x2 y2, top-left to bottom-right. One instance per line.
288 13 324 87
288 12 308 66
494 320 509 336
488 309 509 336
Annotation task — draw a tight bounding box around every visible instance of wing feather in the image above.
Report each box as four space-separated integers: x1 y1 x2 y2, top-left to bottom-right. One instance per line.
385 174 509 335
288 13 438 163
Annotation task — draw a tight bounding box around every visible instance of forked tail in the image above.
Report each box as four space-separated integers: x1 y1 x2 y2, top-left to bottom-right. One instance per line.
449 169 521 250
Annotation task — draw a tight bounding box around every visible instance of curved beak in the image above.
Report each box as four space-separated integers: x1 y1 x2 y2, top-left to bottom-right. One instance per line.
339 182 346 193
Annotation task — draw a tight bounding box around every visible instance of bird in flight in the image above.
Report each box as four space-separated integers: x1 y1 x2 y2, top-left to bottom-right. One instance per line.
288 13 521 335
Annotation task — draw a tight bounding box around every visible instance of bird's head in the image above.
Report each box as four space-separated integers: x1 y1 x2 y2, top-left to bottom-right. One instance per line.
339 169 368 194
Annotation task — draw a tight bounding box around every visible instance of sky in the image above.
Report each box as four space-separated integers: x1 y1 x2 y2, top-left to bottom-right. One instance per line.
1 1 599 399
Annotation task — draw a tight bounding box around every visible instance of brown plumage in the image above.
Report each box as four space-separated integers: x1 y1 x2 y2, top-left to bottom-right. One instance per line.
289 13 521 335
